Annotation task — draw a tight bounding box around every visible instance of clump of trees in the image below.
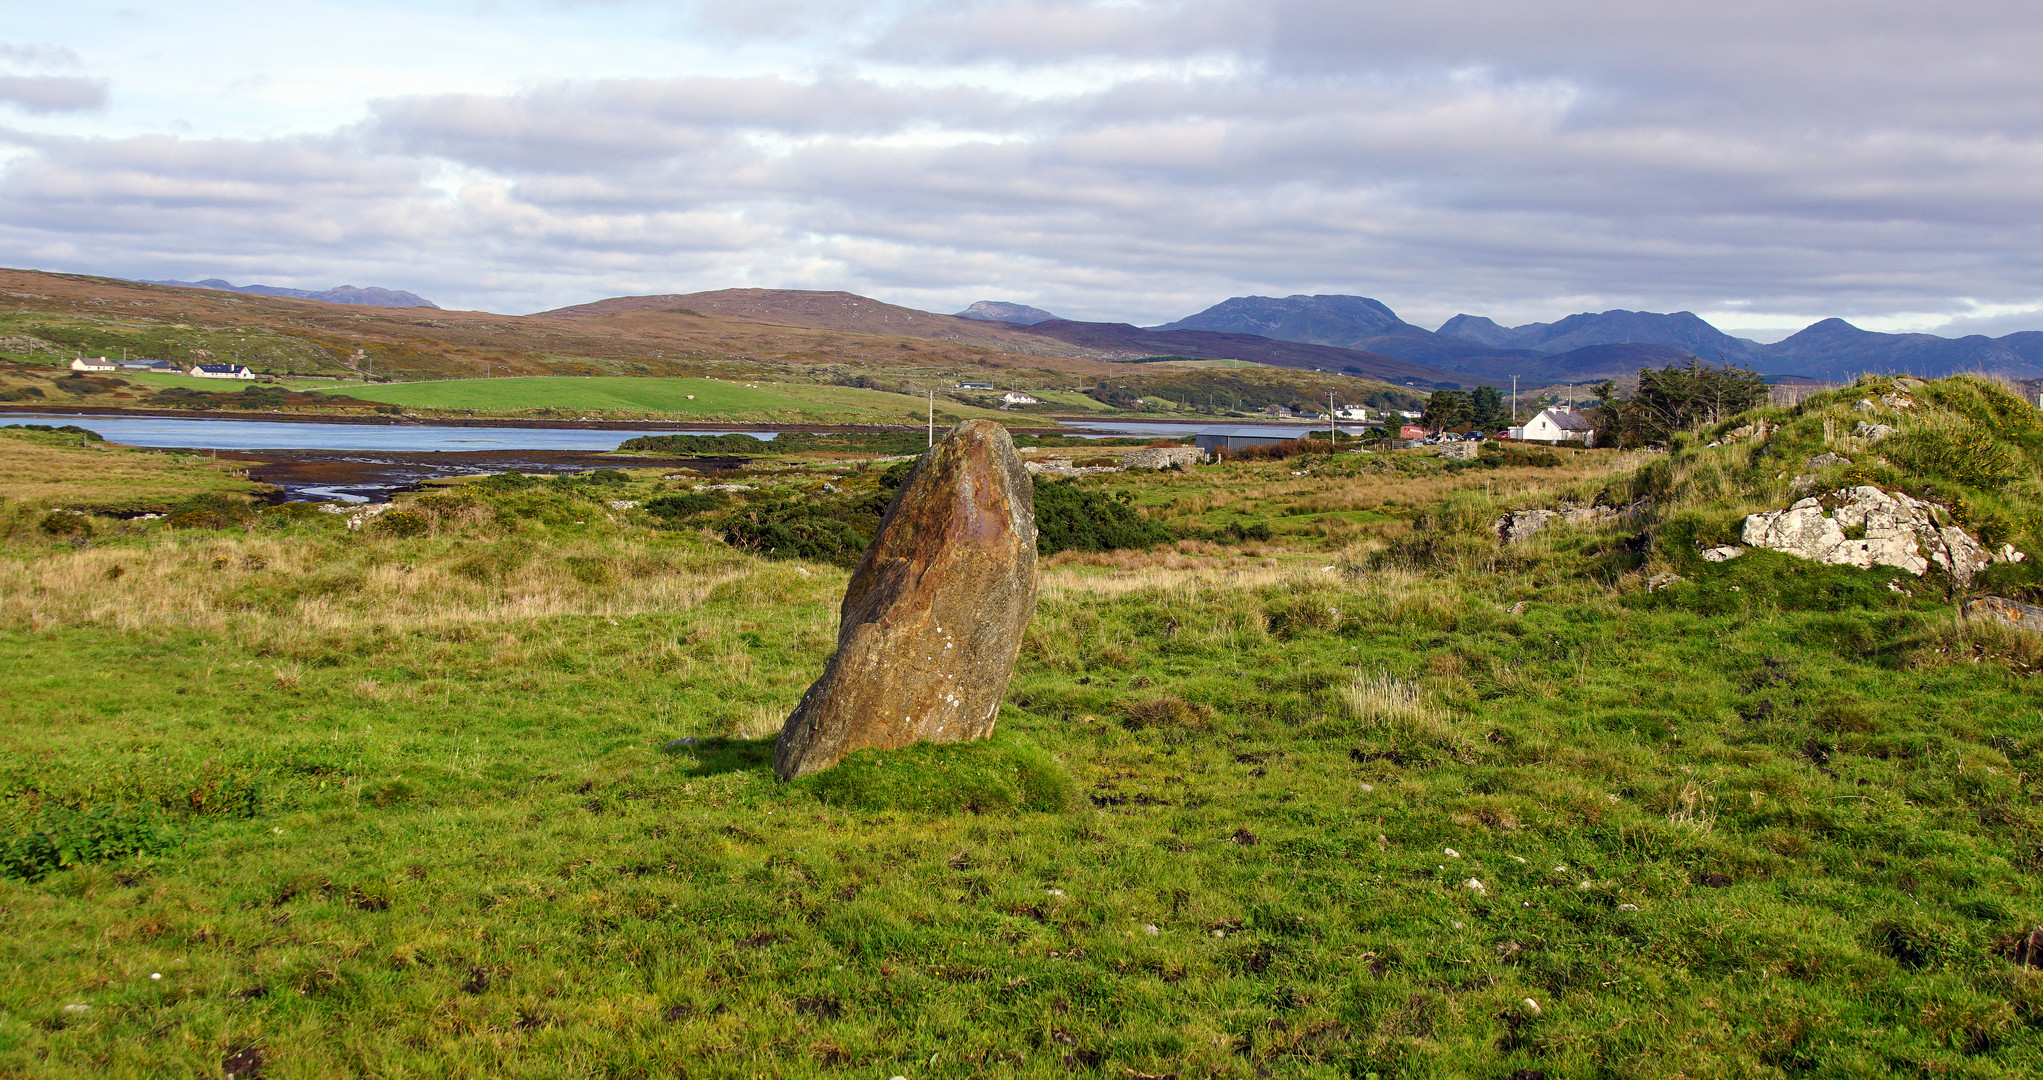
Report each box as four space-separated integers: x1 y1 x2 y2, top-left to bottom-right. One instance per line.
1421 385 1509 431
1591 359 1768 448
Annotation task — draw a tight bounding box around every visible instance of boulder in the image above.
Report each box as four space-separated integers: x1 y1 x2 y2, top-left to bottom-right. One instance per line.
1965 596 2043 634
1741 485 1992 585
1805 452 1851 469
773 420 1039 780
1851 421 1897 442
1700 545 1743 563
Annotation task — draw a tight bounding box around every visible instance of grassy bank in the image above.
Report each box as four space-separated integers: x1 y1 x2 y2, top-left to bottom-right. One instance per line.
0 426 264 515
1 379 2040 1079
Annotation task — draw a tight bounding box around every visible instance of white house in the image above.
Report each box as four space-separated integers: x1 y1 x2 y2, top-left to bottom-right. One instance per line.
190 363 255 380
999 390 1039 406
1508 406 1595 444
69 356 118 373
1334 406 1371 421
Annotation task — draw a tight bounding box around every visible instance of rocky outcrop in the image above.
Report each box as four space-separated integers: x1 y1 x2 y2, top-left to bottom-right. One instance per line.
1965 596 2043 634
1437 441 1479 460
1495 504 1623 543
773 420 1039 780
1740 486 1996 585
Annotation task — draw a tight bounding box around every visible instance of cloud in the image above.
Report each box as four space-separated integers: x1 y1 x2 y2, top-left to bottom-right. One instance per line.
0 75 106 114
4 2 2043 330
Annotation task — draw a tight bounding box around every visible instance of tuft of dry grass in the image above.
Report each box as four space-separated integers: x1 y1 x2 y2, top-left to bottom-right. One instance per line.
1341 670 1442 726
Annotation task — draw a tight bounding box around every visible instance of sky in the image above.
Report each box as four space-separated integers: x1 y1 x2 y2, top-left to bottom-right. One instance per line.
4 1 2043 339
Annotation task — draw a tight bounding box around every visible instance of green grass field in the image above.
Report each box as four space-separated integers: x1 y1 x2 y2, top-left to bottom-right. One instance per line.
294 376 1032 425
2 377 2041 1078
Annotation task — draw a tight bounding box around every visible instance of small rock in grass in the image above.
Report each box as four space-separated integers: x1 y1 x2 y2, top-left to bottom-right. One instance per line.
1618 903 1639 912
1444 848 1461 858
62 1004 87 1014
1700 545 1743 563
1465 878 1486 894
1522 998 1542 1017
1144 924 1159 936
1045 888 1065 897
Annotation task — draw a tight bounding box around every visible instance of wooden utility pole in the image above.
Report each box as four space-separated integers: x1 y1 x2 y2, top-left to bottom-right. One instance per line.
1511 375 1519 423
1329 391 1337 444
927 389 934 446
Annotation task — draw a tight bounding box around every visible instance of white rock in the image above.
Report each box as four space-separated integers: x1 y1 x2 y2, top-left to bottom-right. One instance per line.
1444 848 1461 858
1700 545 1743 563
607 500 641 510
62 1004 88 1014
1853 421 1898 442
1742 486 1991 585
1522 998 1542 1017
1465 878 1486 894
1618 903 1638 912
1144 924 1159 936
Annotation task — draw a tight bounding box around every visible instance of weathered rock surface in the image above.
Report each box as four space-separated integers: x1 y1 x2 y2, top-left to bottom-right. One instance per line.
1494 504 1622 542
1966 595 2043 634
1805 452 1852 469
1700 545 1743 563
1437 441 1479 460
773 420 1039 780
1741 485 1995 584
1852 421 1897 441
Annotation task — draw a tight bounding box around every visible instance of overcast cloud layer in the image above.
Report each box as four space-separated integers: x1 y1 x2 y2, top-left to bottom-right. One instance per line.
4 1 2042 334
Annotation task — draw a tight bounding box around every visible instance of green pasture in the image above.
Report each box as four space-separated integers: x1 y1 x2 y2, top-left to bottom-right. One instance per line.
2 376 2041 1078
297 376 1032 424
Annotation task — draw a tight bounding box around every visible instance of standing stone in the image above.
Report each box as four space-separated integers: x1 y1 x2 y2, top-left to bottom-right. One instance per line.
773 419 1038 779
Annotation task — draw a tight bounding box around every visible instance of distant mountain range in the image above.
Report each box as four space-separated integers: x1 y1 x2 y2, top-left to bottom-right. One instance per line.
1153 294 2043 382
143 278 439 309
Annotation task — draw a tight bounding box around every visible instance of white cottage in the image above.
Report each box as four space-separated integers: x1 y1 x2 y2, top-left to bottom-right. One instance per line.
190 363 256 380
1508 407 1595 444
69 356 118 373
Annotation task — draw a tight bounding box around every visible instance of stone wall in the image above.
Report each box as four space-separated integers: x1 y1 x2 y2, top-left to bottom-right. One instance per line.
1120 446 1204 469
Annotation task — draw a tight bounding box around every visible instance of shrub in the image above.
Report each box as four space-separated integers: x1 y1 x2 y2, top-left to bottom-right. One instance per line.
370 509 431 538
645 491 724 521
1033 479 1171 555
38 510 92 540
163 493 255 530
0 805 174 882
723 499 873 566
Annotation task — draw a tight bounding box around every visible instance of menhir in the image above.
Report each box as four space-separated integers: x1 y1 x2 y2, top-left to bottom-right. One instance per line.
773 419 1038 779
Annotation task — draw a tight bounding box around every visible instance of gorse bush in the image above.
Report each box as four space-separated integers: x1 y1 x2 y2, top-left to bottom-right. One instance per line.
1032 478 1172 555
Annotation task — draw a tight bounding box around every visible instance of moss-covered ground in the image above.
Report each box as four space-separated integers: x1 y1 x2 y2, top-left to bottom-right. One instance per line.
1 377 2040 1079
